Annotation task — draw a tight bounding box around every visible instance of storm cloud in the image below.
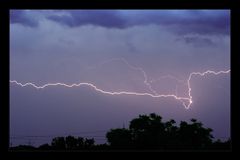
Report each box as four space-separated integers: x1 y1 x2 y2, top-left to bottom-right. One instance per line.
10 10 230 35
10 10 39 27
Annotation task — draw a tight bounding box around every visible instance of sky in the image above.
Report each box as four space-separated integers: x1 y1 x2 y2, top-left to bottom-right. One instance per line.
10 10 230 146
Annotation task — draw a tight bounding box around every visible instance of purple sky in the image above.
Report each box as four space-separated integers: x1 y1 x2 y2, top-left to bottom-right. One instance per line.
10 10 230 146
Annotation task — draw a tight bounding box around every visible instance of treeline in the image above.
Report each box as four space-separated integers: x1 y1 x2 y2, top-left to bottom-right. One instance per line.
10 136 109 151
10 113 231 151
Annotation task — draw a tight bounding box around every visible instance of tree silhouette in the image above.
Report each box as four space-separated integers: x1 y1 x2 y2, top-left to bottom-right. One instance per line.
106 128 132 148
66 135 78 149
49 136 96 150
51 137 66 150
77 137 84 149
10 113 231 151
129 113 165 148
38 143 51 150
106 113 215 150
177 119 213 149
84 138 95 149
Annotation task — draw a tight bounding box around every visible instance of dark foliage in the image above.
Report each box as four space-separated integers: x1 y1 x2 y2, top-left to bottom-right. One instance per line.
106 113 216 150
10 113 231 151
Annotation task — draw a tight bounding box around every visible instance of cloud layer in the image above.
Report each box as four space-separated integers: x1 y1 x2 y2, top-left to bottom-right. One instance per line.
10 10 230 35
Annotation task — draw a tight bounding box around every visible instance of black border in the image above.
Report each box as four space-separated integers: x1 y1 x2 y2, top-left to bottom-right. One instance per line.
0 0 234 9
0 0 239 157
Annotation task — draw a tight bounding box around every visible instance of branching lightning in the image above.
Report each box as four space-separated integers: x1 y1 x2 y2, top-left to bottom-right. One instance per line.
10 59 230 109
88 58 159 95
186 70 231 107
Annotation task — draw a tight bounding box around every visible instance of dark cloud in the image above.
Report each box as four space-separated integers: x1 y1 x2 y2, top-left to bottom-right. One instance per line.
160 11 229 35
10 10 230 36
47 10 230 35
166 15 230 35
47 10 127 29
10 10 38 27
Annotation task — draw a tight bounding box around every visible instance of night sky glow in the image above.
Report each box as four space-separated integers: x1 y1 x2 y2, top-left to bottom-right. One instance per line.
10 10 230 146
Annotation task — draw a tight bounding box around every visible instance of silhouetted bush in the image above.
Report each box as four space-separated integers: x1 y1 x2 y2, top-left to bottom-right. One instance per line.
10 113 231 151
106 113 224 150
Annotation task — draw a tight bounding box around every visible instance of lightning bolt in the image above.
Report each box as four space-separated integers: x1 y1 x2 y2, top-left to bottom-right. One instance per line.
87 58 158 95
10 59 230 109
186 70 231 107
149 74 187 96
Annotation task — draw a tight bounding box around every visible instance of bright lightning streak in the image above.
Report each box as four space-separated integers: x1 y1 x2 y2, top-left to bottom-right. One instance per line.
86 59 230 109
149 74 187 96
9 80 189 98
87 58 159 95
186 70 231 108
10 59 230 110
115 58 159 95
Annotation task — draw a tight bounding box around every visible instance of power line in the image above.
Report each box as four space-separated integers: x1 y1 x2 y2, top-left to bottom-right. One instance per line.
10 130 109 139
10 135 106 139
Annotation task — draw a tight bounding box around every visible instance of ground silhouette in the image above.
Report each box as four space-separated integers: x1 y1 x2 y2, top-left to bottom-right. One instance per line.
10 113 231 151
